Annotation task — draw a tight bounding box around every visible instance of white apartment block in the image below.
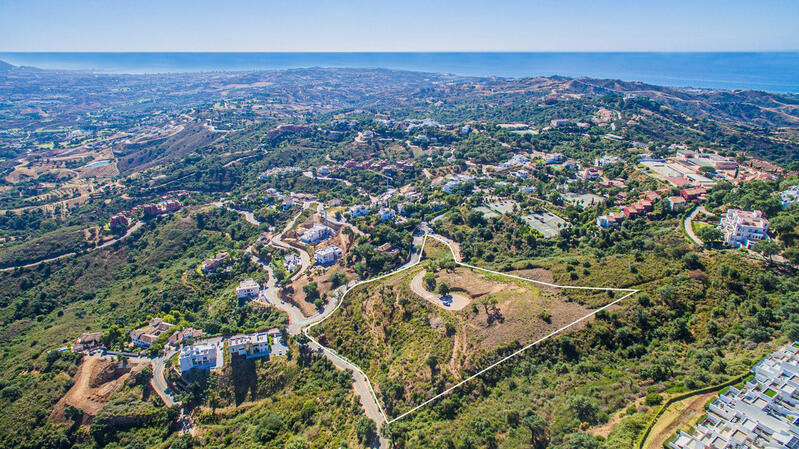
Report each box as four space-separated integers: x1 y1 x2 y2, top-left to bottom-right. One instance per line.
300 224 333 243
315 245 343 265
228 332 270 359
378 207 395 222
236 278 260 300
670 342 799 449
718 209 769 248
178 344 218 373
781 186 799 209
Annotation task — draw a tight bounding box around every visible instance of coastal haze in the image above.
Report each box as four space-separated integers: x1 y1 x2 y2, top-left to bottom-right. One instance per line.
2 52 799 92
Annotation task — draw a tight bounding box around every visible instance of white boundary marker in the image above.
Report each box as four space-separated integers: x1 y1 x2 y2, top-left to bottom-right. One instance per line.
302 233 639 425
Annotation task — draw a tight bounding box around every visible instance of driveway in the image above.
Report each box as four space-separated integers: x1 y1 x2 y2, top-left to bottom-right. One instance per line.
684 205 705 246
410 270 471 311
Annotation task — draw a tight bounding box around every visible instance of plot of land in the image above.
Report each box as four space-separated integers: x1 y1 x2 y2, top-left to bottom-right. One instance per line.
51 356 147 422
313 237 613 420
410 269 471 310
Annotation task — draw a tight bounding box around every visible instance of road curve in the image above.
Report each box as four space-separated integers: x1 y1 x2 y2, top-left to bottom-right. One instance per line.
410 269 471 311
0 219 145 272
684 205 704 246
151 349 179 407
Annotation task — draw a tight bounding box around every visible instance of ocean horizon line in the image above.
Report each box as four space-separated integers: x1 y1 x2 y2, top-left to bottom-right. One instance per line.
2 51 797 93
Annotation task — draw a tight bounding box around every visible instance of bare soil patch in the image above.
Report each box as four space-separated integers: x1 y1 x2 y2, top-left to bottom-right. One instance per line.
51 356 147 423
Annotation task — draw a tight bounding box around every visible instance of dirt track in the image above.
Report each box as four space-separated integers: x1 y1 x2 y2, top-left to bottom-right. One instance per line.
410 269 471 310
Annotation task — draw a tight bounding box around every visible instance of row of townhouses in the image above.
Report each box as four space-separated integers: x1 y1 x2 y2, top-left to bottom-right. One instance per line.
670 342 799 449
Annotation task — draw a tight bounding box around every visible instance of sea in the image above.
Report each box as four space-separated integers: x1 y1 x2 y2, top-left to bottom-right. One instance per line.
1 52 797 93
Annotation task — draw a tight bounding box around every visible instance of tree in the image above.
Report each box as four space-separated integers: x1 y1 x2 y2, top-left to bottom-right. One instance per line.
423 272 436 291
558 432 600 449
284 436 310 449
303 282 319 300
355 416 377 444
208 391 220 416
521 412 549 449
753 240 783 265
437 282 450 296
697 226 722 247
567 395 598 424
681 252 701 269
64 405 83 423
329 272 347 288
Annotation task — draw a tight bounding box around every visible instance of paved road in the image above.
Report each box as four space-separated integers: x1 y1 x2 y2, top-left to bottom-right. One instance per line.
684 205 705 246
229 202 387 447
410 269 471 311
302 171 354 186
269 203 313 280
0 219 145 272
215 201 261 226
151 349 179 407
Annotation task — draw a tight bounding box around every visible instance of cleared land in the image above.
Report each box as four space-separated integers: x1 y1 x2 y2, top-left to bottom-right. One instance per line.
312 238 616 419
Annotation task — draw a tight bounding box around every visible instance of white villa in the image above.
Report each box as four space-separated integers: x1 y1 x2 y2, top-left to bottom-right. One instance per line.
236 278 260 300
378 207 395 222
178 344 218 373
300 224 333 243
229 332 270 359
718 209 770 248
348 204 370 218
780 185 799 209
284 254 301 272
315 245 343 265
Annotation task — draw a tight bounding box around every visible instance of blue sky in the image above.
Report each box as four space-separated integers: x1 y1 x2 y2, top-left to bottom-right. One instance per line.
1 0 797 52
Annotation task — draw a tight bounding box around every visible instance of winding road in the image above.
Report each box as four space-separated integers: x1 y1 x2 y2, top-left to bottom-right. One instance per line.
0 219 146 272
684 205 706 246
225 201 390 447
151 350 179 407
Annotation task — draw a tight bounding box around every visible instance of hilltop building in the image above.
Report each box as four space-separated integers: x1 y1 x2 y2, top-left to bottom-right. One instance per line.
168 328 204 347
780 185 799 209
348 204 369 218
229 332 270 359
300 224 333 243
72 332 103 353
670 342 799 449
201 252 229 274
378 208 395 222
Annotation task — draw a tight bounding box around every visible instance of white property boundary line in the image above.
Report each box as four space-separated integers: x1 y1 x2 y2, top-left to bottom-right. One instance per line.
302 233 639 425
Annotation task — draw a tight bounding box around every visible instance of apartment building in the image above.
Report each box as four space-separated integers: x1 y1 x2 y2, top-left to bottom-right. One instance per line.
236 278 260 300
130 318 175 348
178 344 218 373
670 342 799 449
315 245 343 265
718 209 770 248
228 332 270 359
300 224 333 243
